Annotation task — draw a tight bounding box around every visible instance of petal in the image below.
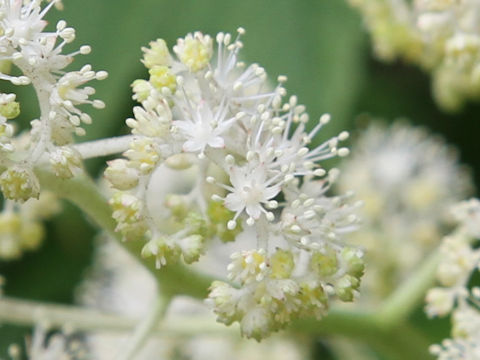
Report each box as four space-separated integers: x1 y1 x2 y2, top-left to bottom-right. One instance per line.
173 120 194 133
224 194 245 212
263 184 281 200
228 166 245 188
183 140 203 152
208 136 225 148
246 203 262 219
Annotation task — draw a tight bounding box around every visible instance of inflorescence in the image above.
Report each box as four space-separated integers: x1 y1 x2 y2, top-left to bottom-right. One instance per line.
350 0 480 111
0 0 106 202
337 121 472 300
0 1 476 357
81 238 307 360
105 28 364 340
426 198 480 359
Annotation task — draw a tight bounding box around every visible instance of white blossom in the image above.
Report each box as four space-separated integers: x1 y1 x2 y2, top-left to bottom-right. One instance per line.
0 0 106 201
425 198 480 360
105 28 363 339
337 122 472 300
80 238 306 360
350 0 480 110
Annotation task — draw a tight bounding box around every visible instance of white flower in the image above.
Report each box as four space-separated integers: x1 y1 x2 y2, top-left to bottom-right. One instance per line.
104 159 139 191
350 0 480 109
227 249 269 283
127 101 172 138
49 146 82 178
211 29 273 106
436 233 478 288
81 239 305 360
240 307 271 340
107 29 363 339
0 0 107 200
208 245 363 339
430 337 480 360
282 173 361 247
0 93 19 154
425 287 456 317
173 31 213 72
426 198 480 360
451 198 480 238
337 121 472 300
0 0 53 48
50 66 107 138
223 163 281 227
429 300 480 359
141 38 172 69
173 101 235 157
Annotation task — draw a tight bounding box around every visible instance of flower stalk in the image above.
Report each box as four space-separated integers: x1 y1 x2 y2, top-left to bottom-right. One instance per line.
117 294 172 360
72 135 134 160
35 168 216 299
0 295 432 359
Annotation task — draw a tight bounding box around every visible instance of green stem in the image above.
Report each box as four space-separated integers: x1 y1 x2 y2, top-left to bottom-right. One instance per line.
0 295 432 359
35 169 214 299
0 296 232 335
72 135 133 159
295 311 433 360
0 295 431 360
377 248 441 327
0 296 133 333
117 294 171 360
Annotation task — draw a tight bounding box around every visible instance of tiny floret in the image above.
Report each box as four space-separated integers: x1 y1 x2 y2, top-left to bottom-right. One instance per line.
0 191 60 260
0 167 40 202
174 32 213 72
142 39 172 69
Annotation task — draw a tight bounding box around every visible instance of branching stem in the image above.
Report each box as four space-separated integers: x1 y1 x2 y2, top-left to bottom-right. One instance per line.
35 169 216 299
72 135 134 159
116 294 171 360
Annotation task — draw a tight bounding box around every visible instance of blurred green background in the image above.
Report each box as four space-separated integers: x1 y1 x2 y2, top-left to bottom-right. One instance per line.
0 0 478 358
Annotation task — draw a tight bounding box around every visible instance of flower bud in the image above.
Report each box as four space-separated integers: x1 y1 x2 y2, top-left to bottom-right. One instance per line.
0 167 40 202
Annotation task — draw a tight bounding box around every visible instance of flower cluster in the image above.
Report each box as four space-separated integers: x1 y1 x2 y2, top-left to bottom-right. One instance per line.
0 191 60 260
348 0 422 62
350 0 480 110
105 29 363 339
0 0 106 202
426 199 480 360
337 122 472 300
208 245 364 340
81 238 307 360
